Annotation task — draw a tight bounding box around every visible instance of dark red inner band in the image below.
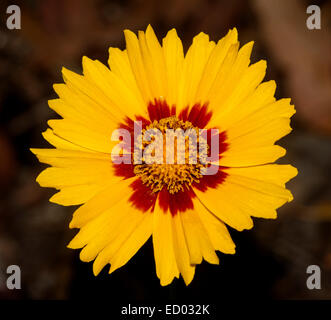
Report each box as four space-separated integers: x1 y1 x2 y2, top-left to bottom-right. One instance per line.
113 99 228 215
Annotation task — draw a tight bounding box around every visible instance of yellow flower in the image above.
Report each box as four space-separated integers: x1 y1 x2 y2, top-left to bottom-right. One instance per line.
31 25 297 286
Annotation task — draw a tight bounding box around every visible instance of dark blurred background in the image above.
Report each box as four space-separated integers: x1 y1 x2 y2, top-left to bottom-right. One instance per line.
0 0 331 300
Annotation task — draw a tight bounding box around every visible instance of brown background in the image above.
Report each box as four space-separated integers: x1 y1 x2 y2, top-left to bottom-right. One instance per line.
0 0 331 300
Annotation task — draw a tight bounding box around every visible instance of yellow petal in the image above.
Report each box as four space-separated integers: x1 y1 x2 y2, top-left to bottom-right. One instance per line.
180 208 219 265
68 194 134 251
52 83 117 131
140 25 167 99
210 59 267 125
220 145 286 167
50 184 105 206
218 166 296 219
152 203 179 286
162 28 184 107
194 182 254 232
196 166 296 227
226 117 292 150
210 80 276 130
195 28 238 104
170 212 196 285
35 160 115 189
108 47 144 105
221 113 293 166
225 164 298 187
47 119 117 153
108 211 153 275
193 198 235 254
92 204 152 276
41 129 88 151
207 41 255 113
204 42 239 110
124 29 153 103
69 177 135 228
30 148 109 166
61 67 122 123
82 56 146 119
177 32 215 110
225 171 294 202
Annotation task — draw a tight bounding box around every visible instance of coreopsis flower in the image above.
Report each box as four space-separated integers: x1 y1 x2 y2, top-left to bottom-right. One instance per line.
31 26 297 286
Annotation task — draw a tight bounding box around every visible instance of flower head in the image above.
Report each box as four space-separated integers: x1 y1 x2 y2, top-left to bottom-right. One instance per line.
31 25 297 286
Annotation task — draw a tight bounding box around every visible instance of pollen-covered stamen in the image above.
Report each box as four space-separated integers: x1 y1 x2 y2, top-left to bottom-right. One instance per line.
134 162 204 194
133 116 208 194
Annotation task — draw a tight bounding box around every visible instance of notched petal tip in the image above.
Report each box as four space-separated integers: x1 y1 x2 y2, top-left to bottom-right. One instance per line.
66 234 81 249
61 66 69 76
203 253 220 265
123 28 135 38
29 148 39 155
164 28 179 39
287 191 294 202
82 55 90 63
255 59 267 71
48 194 59 204
245 219 254 231
66 242 76 250
93 260 104 277
93 268 100 277
242 40 254 52
41 128 53 140
265 79 277 93
228 246 236 255
160 277 175 287
52 83 63 94
49 192 72 207
82 56 91 71
193 31 210 43
183 273 195 286
35 171 45 186
146 24 154 33
68 218 78 229
290 165 299 179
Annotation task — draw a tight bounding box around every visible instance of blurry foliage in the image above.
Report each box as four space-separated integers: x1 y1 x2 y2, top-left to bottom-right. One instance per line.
0 0 330 299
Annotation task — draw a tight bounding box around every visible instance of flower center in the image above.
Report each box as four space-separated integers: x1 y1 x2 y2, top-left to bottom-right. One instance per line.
133 116 207 194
